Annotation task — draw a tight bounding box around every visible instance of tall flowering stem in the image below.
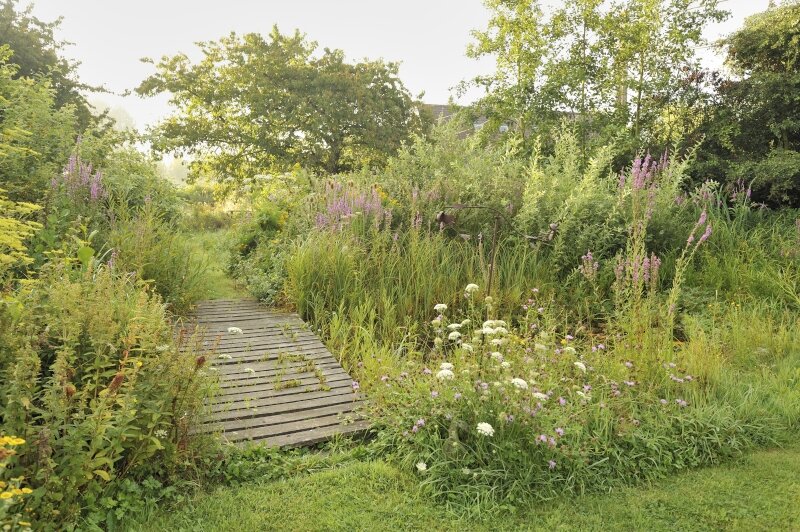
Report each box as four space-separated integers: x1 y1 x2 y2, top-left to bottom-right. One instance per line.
665 210 712 333
613 153 670 361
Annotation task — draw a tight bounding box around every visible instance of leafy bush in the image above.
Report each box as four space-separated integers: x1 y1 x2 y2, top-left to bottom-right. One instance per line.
0 250 213 528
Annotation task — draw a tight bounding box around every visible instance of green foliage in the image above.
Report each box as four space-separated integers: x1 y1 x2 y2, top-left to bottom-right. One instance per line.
465 0 727 153
106 203 212 313
138 26 428 182
377 123 526 233
0 188 41 283
134 448 800 530
0 0 98 129
0 47 77 203
693 1 800 207
0 250 213 528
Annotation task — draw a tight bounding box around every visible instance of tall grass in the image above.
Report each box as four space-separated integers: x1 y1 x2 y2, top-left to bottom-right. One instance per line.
285 227 552 351
106 203 212 313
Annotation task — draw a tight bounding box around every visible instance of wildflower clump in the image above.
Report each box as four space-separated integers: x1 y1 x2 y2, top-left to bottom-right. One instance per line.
374 288 758 507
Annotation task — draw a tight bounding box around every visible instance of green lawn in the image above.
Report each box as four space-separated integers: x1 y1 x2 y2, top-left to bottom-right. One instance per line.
135 447 800 531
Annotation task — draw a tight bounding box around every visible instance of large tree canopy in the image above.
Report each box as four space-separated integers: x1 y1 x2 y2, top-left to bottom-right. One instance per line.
137 27 427 182
0 0 98 128
693 0 800 206
464 0 727 155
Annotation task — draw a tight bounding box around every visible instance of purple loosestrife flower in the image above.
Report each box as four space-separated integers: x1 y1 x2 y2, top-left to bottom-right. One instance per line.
699 224 712 244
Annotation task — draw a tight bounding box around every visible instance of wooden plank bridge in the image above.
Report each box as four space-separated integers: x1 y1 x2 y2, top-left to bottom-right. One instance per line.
180 298 368 447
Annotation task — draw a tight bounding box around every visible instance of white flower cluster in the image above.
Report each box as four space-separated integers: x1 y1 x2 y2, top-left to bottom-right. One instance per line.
464 283 479 297
511 378 528 390
476 422 495 436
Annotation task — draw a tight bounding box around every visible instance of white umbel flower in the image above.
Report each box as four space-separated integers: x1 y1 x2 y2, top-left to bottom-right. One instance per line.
416 461 427 472
227 326 243 334
434 303 448 313
440 362 454 371
534 343 548 351
447 323 462 331
461 343 473 353
500 361 511 369
490 352 504 362
464 283 479 295
574 361 587 373
511 378 528 390
436 369 455 380
533 392 549 401
448 331 462 341
476 422 495 436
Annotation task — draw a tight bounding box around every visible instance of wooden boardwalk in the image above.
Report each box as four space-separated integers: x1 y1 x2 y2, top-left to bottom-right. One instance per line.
182 298 368 447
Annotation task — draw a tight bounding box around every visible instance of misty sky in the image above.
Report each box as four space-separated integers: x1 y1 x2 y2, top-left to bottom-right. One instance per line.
27 0 770 131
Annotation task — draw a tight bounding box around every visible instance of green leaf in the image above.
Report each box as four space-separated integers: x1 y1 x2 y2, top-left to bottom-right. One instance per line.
77 245 95 266
93 469 111 482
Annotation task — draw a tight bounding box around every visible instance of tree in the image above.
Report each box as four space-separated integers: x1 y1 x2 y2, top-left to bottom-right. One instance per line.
0 0 98 129
137 27 427 183
693 1 800 206
465 0 727 155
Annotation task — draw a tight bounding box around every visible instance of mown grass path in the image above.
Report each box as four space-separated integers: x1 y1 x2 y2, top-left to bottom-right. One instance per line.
137 447 799 531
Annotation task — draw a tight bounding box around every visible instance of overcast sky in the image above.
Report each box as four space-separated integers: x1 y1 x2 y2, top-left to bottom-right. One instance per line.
27 0 770 131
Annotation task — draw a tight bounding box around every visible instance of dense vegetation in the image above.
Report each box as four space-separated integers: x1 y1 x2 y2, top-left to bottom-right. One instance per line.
1 0 799 529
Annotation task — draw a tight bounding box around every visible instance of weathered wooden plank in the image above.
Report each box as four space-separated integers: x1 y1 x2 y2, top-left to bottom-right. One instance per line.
206 388 359 419
227 411 365 442
217 365 345 389
189 299 367 447
211 357 340 377
261 420 371 447
192 335 324 353
207 374 354 404
185 327 317 344
202 395 363 432
211 369 350 396
207 383 355 412
208 346 334 365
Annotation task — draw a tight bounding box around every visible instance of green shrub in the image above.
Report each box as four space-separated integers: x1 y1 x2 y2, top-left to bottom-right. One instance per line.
0 251 213 528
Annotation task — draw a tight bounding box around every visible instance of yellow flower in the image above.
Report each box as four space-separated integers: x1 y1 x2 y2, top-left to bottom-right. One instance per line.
0 491 13 499
0 481 6 489
12 488 23 495
21 488 32 494
19 522 31 527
